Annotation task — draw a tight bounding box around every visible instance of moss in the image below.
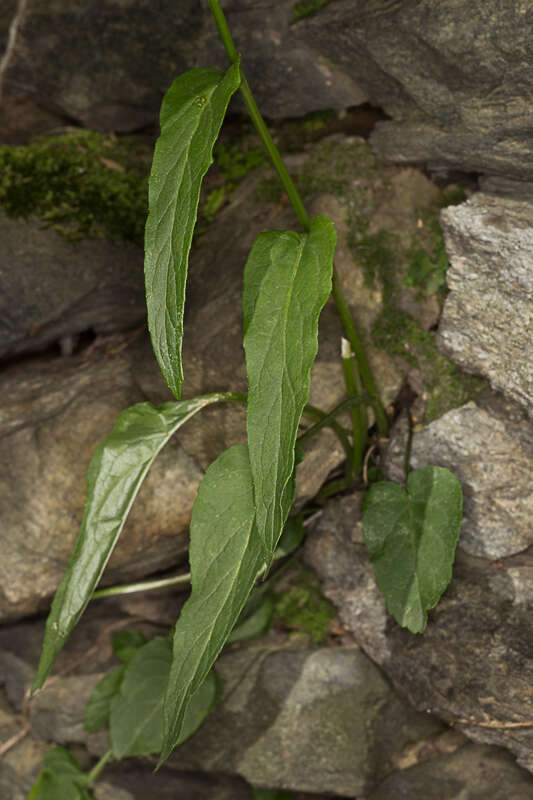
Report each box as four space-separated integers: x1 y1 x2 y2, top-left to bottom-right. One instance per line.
0 131 150 242
298 138 377 198
349 230 398 303
274 562 336 644
292 0 335 22
372 307 487 422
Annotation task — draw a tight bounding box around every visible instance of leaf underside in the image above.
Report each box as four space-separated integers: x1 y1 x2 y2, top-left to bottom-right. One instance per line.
362 465 463 633
33 396 222 690
243 216 336 559
161 444 265 763
145 63 241 398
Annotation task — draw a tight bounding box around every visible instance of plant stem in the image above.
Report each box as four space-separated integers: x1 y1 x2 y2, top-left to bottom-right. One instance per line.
92 572 191 600
341 338 367 477
208 0 388 438
86 749 113 786
300 400 353 462
208 0 309 230
331 271 388 437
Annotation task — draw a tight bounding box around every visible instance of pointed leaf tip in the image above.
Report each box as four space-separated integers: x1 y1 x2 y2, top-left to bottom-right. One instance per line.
145 62 241 397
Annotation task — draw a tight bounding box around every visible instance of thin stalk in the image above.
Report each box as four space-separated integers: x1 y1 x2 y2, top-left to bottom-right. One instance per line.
92 572 191 600
208 0 309 230
86 749 113 786
300 400 353 460
341 338 367 477
208 0 388 438
332 271 388 437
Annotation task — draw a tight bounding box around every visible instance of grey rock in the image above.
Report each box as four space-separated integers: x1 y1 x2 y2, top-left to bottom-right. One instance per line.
169 645 442 797
384 403 533 559
93 765 252 800
369 743 533 800
0 760 27 800
0 211 146 359
305 492 533 774
438 193 533 413
0 341 199 621
1 0 361 132
0 136 412 621
29 673 103 745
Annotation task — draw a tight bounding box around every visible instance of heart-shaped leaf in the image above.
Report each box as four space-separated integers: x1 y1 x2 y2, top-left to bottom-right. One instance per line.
110 637 219 758
362 466 462 633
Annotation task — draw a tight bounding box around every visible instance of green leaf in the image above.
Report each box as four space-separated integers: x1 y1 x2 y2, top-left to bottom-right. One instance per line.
161 445 265 763
145 63 241 398
362 466 463 633
109 637 219 758
243 216 336 558
28 747 92 800
112 628 148 664
33 395 223 691
84 666 124 733
228 589 274 643
273 514 305 560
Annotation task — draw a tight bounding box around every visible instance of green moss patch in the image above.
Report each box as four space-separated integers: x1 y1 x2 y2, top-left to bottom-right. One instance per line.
372 307 487 422
273 562 336 644
0 131 150 242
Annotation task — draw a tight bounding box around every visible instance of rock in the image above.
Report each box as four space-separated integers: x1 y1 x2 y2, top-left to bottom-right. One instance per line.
384 403 533 559
29 673 104 745
93 765 252 800
305 490 533 774
0 135 424 621
438 193 533 413
0 340 200 620
303 0 533 180
0 211 146 359
369 743 533 800
169 644 443 797
0 0 361 132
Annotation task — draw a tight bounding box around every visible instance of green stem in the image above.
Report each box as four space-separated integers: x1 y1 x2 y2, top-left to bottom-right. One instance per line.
300 400 353 462
332 271 388 437
92 572 191 600
341 338 367 477
86 749 113 786
208 0 310 231
208 0 388 439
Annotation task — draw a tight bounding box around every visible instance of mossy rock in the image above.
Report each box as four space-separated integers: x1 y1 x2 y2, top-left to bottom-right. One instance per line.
0 131 151 242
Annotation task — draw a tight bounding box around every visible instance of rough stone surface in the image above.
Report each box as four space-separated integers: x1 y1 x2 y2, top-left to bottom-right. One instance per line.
305 490 533 775
300 0 533 179
438 193 533 413
0 136 422 621
0 0 362 131
3 2 532 180
0 211 147 359
369 743 533 800
169 645 442 797
384 403 533 559
0 340 201 621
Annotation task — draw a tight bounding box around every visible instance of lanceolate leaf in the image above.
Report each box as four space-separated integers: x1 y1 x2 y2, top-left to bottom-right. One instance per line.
161 445 265 763
84 666 125 733
145 63 241 398
33 395 225 691
362 466 463 633
243 216 336 559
